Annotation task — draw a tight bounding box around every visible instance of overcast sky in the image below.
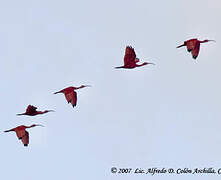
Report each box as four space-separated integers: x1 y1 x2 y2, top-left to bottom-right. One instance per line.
1 0 221 180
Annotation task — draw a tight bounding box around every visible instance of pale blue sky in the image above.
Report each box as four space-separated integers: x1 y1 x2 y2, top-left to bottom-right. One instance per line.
1 0 221 179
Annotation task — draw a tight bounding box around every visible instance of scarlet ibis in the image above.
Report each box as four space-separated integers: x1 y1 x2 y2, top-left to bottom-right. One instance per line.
54 85 91 108
17 105 54 116
4 124 44 146
177 38 215 59
115 46 155 69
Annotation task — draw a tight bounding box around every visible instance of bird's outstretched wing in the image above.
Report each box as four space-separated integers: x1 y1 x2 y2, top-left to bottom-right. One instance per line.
26 105 37 113
16 130 26 140
65 91 77 108
191 41 200 59
124 46 136 65
22 131 29 146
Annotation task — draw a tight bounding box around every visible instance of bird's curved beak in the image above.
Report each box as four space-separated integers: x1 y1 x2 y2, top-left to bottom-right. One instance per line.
176 44 185 48
36 124 44 127
54 91 61 94
48 110 55 112
16 113 25 116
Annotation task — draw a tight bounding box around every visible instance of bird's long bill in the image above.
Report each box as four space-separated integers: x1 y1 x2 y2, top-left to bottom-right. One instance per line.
115 66 124 69
4 130 11 133
54 91 61 94
208 40 216 42
176 44 185 48
48 110 55 112
36 124 44 127
84 85 91 87
148 62 155 65
16 113 25 116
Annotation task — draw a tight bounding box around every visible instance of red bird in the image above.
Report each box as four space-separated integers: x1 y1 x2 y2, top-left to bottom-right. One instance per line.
54 85 91 108
17 105 54 116
177 38 215 59
4 124 44 146
115 46 155 69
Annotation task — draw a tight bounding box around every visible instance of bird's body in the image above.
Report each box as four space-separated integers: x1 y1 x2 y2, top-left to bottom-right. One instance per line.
115 46 155 69
54 85 90 108
177 38 215 59
4 124 43 146
17 105 54 116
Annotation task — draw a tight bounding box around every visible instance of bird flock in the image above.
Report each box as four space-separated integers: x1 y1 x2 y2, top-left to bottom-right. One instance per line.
4 38 215 146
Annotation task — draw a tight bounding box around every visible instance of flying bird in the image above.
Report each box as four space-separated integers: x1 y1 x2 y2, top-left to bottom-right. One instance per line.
17 105 54 116
176 38 215 59
54 85 91 108
4 124 44 146
115 46 155 69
